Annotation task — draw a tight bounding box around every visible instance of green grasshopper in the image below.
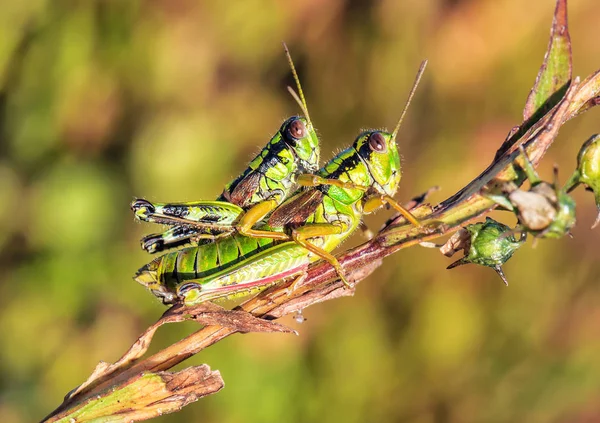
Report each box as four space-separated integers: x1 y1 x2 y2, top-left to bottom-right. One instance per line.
131 46 322 253
134 61 427 306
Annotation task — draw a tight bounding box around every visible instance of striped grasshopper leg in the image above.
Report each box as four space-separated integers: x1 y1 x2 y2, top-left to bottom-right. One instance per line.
131 199 242 253
132 198 283 252
140 226 225 255
132 199 243 229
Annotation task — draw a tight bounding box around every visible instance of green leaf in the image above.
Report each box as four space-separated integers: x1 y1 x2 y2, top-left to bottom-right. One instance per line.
523 0 572 121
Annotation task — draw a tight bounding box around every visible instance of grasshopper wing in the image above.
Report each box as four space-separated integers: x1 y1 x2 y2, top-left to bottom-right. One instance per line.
268 189 324 227
223 171 262 207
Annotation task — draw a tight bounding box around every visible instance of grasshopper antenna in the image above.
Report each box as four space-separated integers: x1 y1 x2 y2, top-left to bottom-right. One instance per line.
392 59 428 140
283 42 312 127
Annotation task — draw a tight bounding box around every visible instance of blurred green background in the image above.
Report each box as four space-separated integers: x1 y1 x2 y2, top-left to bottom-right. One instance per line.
1 1 600 422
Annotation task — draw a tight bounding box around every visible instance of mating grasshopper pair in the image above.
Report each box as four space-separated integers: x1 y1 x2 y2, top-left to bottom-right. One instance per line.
133 49 427 306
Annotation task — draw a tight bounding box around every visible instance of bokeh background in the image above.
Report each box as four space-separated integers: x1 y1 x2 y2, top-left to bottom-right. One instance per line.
1 1 599 422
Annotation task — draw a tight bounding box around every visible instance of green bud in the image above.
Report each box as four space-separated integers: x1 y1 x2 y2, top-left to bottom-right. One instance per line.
576 134 600 192
447 217 526 285
565 134 600 228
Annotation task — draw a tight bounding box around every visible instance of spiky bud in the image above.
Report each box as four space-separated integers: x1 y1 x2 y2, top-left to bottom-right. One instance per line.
447 217 526 285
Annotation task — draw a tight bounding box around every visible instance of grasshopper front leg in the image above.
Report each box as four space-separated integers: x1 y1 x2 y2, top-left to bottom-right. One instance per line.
363 195 422 228
300 175 422 229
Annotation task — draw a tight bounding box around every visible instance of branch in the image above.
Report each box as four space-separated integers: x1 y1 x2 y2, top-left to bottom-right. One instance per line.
42 0 600 421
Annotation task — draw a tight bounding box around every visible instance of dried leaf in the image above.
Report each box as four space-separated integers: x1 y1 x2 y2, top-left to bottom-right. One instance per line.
523 0 572 121
48 365 223 423
439 229 471 257
66 303 294 402
190 307 297 334
574 96 600 118
564 70 600 120
266 281 355 319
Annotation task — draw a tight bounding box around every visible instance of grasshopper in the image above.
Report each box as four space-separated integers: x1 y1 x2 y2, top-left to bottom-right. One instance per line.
131 45 321 253
134 61 427 306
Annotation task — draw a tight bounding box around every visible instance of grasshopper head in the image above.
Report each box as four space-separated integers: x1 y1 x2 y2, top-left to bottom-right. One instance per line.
354 130 402 198
281 116 320 173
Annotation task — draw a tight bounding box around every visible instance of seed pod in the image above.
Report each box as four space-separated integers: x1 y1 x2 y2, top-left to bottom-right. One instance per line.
508 179 576 238
565 134 600 228
486 146 577 238
447 217 526 285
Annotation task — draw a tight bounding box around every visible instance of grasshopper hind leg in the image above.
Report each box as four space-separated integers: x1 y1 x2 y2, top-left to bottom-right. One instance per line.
131 198 243 228
140 226 215 253
141 226 235 254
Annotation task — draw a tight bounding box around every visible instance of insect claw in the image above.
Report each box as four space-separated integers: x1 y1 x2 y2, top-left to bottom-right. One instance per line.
340 274 355 289
131 198 155 221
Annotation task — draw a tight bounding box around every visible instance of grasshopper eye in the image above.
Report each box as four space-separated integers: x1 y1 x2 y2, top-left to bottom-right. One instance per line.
368 132 387 153
287 119 307 140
